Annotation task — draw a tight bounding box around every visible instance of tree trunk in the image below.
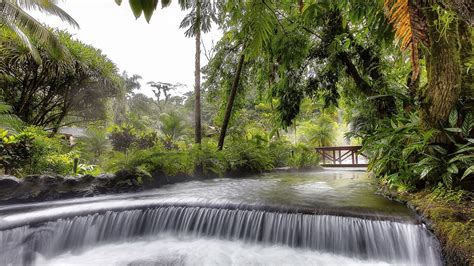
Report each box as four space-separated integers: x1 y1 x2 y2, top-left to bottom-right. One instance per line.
458 19 473 101
421 7 462 129
217 53 245 151
194 0 202 144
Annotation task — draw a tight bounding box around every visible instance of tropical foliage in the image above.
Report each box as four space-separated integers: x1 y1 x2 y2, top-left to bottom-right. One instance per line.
0 28 122 132
0 0 472 196
0 0 78 63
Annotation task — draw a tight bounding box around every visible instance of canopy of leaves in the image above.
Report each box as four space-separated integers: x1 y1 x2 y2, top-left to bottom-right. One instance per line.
0 27 123 130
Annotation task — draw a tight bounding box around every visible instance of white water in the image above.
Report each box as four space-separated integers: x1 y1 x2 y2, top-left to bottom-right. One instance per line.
0 171 442 265
37 236 390 266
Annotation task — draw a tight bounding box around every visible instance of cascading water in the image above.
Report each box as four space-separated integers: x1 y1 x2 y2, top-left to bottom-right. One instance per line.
0 171 442 265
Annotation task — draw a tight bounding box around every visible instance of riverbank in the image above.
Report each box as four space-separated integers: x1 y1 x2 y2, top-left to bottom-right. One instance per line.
0 166 324 204
379 184 474 265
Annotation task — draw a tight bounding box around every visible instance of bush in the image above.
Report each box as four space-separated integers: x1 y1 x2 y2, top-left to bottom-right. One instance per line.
105 144 194 177
288 143 320 169
191 139 227 176
109 124 157 152
0 127 101 176
362 110 473 190
268 138 293 167
0 129 33 175
223 137 274 173
362 113 431 190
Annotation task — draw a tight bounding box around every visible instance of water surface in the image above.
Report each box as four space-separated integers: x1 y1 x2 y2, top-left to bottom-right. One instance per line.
0 170 441 265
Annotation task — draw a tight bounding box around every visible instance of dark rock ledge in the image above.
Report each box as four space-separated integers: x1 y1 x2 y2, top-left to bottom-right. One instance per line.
0 170 150 204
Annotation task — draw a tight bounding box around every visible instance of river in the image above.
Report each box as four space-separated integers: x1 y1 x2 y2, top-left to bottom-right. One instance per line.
0 169 442 265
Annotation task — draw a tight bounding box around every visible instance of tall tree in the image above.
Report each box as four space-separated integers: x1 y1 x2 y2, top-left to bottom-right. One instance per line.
214 1 277 149
119 0 216 144
384 0 472 129
217 53 245 150
0 29 122 132
179 0 216 144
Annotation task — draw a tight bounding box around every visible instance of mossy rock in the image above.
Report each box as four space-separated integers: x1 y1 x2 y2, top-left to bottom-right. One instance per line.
425 206 457 221
380 185 474 265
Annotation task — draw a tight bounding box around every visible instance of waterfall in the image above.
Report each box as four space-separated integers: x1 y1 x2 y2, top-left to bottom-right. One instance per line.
0 205 441 265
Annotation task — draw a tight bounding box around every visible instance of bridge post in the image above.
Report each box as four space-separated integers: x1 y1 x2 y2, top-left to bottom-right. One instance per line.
315 145 367 167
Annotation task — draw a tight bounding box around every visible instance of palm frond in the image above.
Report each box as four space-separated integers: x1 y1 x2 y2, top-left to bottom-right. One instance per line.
16 0 79 28
1 2 65 62
1 18 42 63
0 101 23 132
384 0 428 82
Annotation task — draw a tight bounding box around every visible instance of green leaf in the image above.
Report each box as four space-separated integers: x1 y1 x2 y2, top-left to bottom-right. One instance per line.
420 167 432 179
390 120 397 129
448 154 474 164
447 164 458 174
431 145 447 155
443 173 453 189
141 0 159 23
449 109 458 127
129 0 143 19
445 128 462 133
461 165 474 180
461 112 473 137
161 0 172 8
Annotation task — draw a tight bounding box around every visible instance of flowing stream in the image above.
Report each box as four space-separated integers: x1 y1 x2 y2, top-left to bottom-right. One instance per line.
0 170 441 265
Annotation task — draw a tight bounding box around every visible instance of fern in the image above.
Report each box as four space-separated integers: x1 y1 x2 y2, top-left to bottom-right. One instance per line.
384 0 429 82
0 101 23 132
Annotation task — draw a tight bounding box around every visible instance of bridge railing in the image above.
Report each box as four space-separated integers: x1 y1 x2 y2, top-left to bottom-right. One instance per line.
315 145 367 167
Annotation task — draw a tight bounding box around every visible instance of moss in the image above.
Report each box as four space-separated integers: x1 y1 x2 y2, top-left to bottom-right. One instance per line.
379 184 474 265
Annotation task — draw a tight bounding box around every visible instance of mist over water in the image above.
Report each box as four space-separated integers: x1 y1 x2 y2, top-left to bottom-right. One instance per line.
0 170 442 265
36 236 392 266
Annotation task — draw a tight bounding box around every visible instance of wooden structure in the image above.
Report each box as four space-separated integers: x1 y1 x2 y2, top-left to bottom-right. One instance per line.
315 145 367 167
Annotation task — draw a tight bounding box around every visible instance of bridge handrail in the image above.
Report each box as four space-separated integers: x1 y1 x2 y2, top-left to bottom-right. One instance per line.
315 145 362 151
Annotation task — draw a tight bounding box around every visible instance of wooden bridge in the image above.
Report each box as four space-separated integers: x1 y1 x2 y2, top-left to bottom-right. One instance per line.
315 145 367 167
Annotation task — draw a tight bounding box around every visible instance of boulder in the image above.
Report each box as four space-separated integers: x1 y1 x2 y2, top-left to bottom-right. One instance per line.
23 175 41 184
40 175 63 186
63 176 80 186
96 173 115 181
0 175 21 189
79 174 95 183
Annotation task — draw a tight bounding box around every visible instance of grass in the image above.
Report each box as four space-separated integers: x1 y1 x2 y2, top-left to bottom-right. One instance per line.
380 183 474 265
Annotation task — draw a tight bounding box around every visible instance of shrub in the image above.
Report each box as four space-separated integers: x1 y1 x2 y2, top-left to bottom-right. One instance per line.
288 143 320 169
105 144 194 177
80 127 111 160
0 129 33 175
0 127 103 176
362 113 432 190
109 124 158 152
191 139 227 176
268 138 293 167
362 110 473 190
223 137 274 173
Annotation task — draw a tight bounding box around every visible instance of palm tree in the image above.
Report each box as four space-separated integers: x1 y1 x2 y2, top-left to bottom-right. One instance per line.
159 112 187 149
0 0 79 64
179 0 216 144
119 0 216 145
83 127 111 159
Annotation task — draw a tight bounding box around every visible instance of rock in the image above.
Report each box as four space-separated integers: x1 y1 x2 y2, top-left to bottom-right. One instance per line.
96 173 115 181
63 176 80 186
114 170 135 182
23 175 41 183
40 175 63 185
79 174 95 183
0 175 21 189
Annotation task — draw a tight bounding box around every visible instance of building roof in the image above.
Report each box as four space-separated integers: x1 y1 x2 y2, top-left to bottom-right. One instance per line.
58 127 87 138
